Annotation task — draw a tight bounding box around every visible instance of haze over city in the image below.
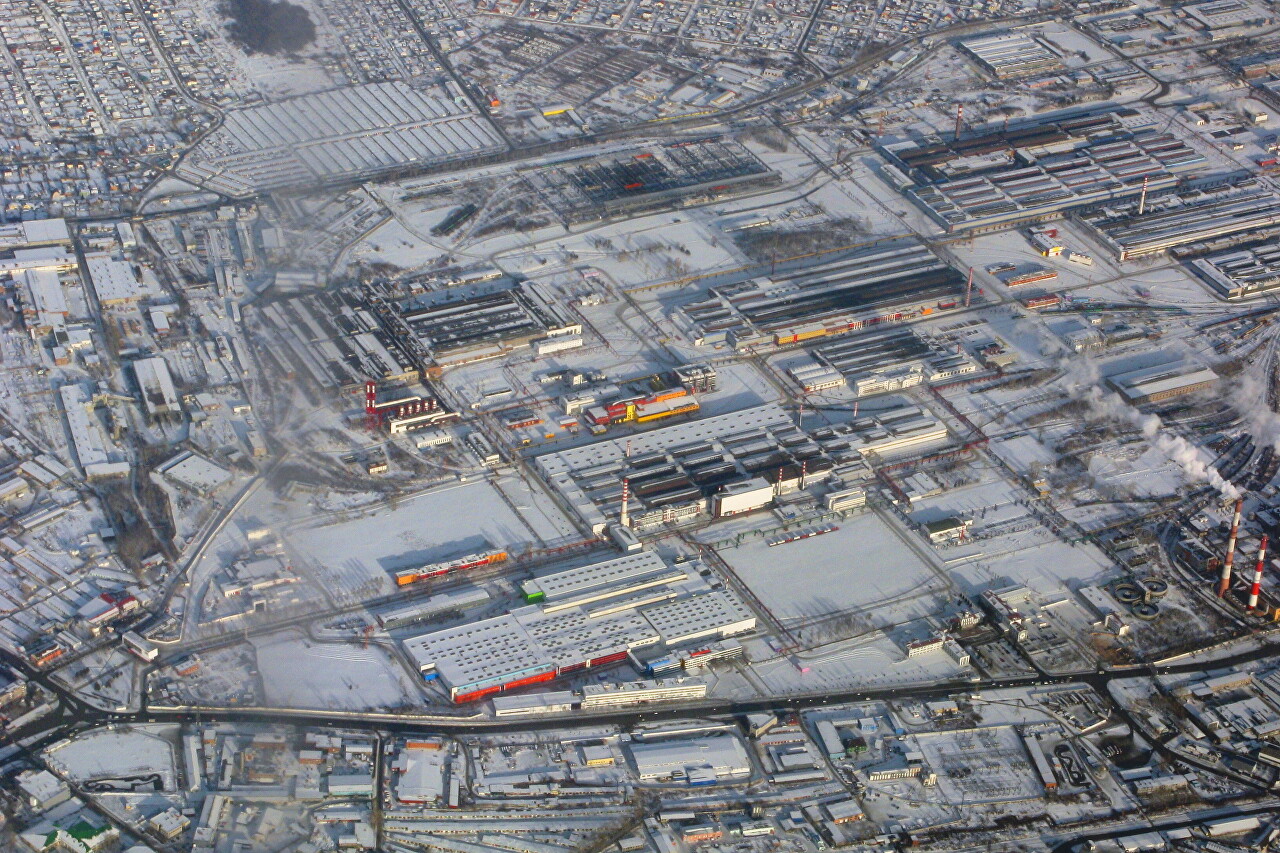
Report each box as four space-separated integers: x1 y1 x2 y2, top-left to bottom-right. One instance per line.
0 0 1279 850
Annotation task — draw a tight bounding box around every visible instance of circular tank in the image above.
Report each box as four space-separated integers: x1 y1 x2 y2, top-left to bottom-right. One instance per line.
1140 577 1169 599
1113 583 1143 604
1129 602 1159 621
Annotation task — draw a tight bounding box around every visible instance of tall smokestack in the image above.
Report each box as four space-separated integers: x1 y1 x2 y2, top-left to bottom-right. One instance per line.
964 266 974 309
364 381 379 431
955 103 963 139
1138 175 1149 216
1249 535 1268 610
1219 497 1243 598
620 477 631 528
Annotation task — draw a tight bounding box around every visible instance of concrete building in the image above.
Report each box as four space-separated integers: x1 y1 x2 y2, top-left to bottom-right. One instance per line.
924 517 971 544
327 774 374 797
133 357 181 420
1107 362 1218 404
147 808 190 841
787 358 847 393
404 560 754 702
393 742 448 804
0 477 30 502
712 478 775 517
629 735 751 783
579 678 708 709
491 690 576 716
16 769 71 810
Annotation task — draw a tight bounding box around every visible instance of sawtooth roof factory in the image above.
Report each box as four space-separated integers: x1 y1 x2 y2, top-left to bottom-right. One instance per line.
807 326 980 396
1082 186 1280 261
681 238 967 349
533 403 832 534
1190 243 1280 300
175 82 506 196
880 110 1205 233
402 551 755 702
376 278 579 364
958 31 1065 79
526 138 780 225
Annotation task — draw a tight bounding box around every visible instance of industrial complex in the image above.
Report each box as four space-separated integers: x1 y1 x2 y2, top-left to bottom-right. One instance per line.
403 551 754 702
681 238 968 347
6 0 1280 850
884 111 1205 233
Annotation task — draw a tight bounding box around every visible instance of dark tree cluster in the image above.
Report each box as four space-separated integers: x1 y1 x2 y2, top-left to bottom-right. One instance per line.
223 0 316 55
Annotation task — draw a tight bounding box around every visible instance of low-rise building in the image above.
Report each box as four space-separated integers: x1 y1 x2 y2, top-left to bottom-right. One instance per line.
629 735 751 784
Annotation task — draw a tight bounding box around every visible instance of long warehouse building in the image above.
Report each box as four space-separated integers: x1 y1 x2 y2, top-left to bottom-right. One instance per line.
1084 187 1280 260
534 403 831 534
681 238 965 348
882 110 1205 233
1107 362 1218 404
403 552 756 702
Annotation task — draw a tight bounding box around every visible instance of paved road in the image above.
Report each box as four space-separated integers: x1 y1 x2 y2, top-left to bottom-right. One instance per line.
8 636 1277 744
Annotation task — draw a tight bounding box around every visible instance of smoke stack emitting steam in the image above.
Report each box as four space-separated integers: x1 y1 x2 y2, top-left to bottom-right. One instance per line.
1219 498 1243 598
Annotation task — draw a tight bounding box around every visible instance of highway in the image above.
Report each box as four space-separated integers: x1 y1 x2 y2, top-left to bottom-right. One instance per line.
7 631 1277 745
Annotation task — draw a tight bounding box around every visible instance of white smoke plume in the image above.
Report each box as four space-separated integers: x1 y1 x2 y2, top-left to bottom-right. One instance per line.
1228 372 1280 453
1056 352 1240 499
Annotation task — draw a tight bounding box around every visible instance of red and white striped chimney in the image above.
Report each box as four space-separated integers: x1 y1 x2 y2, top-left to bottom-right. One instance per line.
1219 497 1243 598
1249 535 1268 611
620 477 631 528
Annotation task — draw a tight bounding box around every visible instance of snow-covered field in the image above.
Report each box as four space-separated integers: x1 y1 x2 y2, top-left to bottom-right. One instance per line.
717 510 947 626
253 630 419 710
47 725 176 788
284 479 544 596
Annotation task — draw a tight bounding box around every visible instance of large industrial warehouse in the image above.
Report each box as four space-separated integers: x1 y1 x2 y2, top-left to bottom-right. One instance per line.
1107 361 1219 405
958 32 1064 79
681 238 966 347
386 279 579 360
881 111 1204 233
402 552 755 702
533 403 831 534
1083 187 1280 260
249 289 420 390
1190 243 1280 300
811 402 951 461
175 82 506 196
528 138 780 225
811 327 979 395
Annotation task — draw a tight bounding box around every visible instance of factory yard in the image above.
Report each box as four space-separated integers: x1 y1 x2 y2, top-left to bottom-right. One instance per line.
282 478 574 597
715 511 947 629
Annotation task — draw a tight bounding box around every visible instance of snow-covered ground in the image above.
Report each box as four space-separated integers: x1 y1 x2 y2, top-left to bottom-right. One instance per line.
716 510 948 626
253 630 420 711
283 478 547 597
46 725 177 788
